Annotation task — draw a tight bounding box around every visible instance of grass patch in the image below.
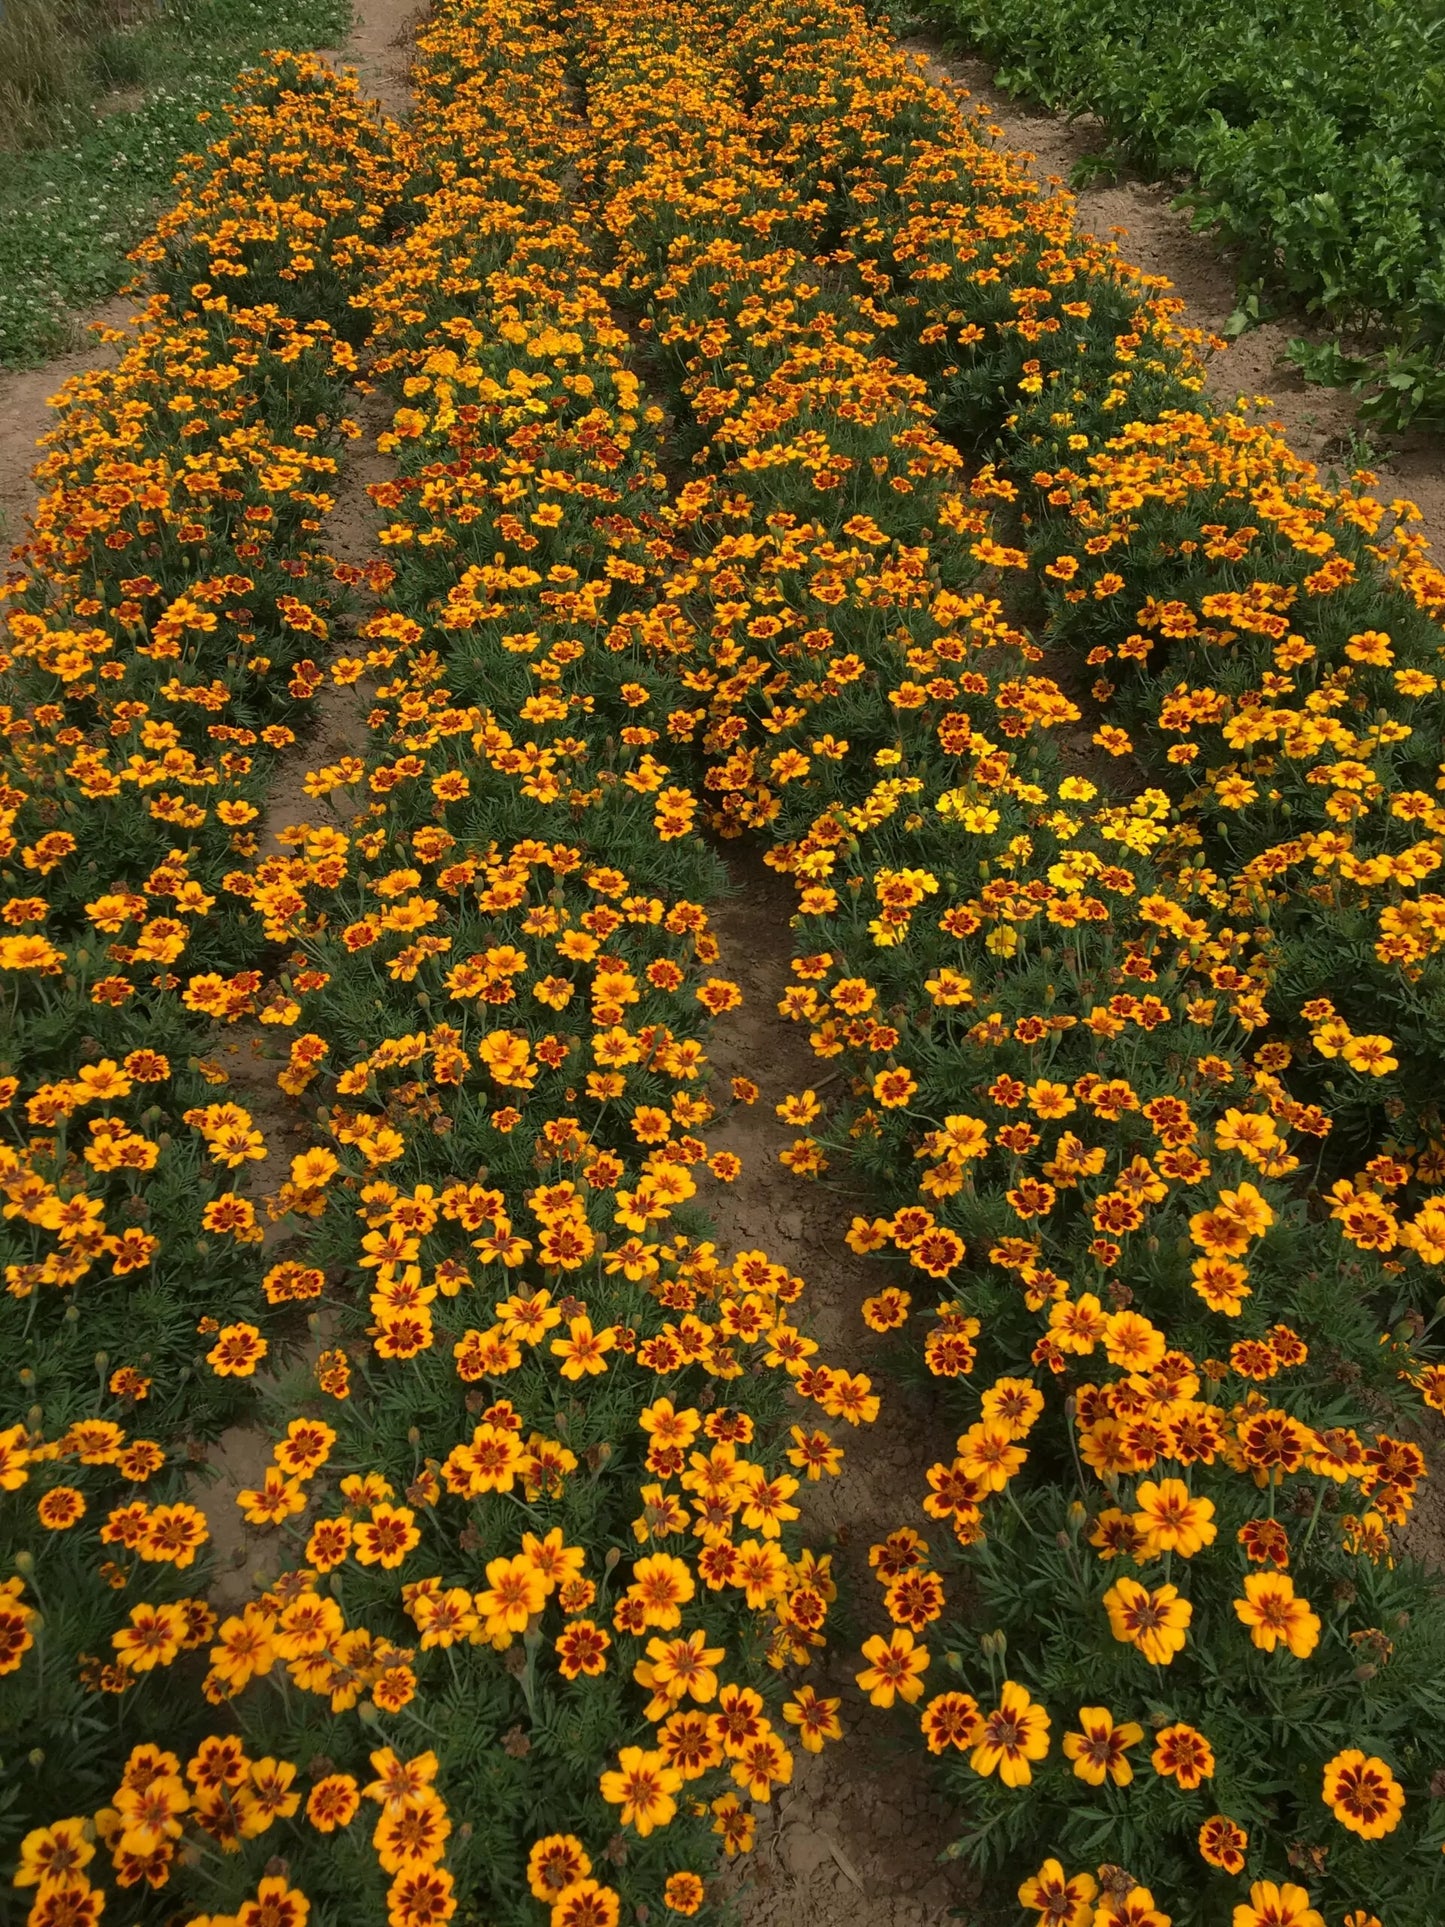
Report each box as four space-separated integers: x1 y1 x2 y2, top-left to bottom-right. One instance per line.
0 0 351 366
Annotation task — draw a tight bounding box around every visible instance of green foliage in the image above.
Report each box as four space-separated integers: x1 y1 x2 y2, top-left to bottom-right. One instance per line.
927 0 1445 426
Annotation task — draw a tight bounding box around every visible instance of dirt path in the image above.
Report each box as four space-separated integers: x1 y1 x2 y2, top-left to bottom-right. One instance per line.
901 36 1445 557
707 854 976 1927
319 0 421 121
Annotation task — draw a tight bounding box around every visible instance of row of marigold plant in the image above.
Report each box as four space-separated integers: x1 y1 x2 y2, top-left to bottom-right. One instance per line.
3 7 887 1927
543 1 1445 1923
0 43 417 1878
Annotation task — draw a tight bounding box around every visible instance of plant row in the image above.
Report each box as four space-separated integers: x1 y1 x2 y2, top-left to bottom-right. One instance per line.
549 0 1445 1921
3 8 877 1927
0 47 415 1863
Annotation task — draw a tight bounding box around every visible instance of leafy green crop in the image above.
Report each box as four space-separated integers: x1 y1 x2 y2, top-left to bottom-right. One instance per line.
924 0 1445 426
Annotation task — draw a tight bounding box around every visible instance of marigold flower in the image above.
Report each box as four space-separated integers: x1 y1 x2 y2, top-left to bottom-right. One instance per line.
783 1683 844 1752
1062 1706 1142 1786
626 1552 695 1629
206 1322 267 1377
855 1626 929 1707
1232 1881 1325 1927
236 1876 309 1927
37 1487 85 1531
112 1601 186 1672
662 1872 705 1916
710 1791 755 1857
1018 1859 1097 1926
1132 1477 1216 1557
1321 1748 1405 1838
598 1746 681 1835
1234 1571 1320 1658
1198 1813 1248 1873
14 1818 94 1889
352 1501 419 1568
1102 1576 1191 1665
477 1553 547 1638
970 1680 1051 1787
919 1690 982 1755
528 1835 592 1901
1151 1721 1214 1788
306 1774 360 1832
545 1880 616 1927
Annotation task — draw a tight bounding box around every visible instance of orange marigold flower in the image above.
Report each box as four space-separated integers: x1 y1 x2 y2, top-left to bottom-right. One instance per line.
1152 1721 1215 1789
1320 1748 1405 1839
1234 1571 1320 1658
1198 1813 1248 1874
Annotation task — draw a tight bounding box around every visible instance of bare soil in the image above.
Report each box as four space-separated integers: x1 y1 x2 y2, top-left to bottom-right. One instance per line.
900 37 1445 559
318 0 421 121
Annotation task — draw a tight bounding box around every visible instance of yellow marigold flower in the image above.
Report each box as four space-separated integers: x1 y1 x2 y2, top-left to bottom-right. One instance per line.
1102 1576 1191 1665
598 1746 681 1836
1233 1571 1320 1658
970 1680 1051 1787
1062 1706 1142 1786
1019 1860 1097 1925
1232 1881 1325 1927
855 1626 929 1707
1132 1477 1217 1557
1320 1748 1405 1838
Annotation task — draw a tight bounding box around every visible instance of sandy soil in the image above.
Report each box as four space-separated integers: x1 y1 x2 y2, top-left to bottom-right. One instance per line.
900 36 1445 558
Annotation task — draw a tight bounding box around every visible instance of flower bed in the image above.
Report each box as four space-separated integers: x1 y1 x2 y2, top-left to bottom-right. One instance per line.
561 1 1445 1921
6 3 1445 1926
